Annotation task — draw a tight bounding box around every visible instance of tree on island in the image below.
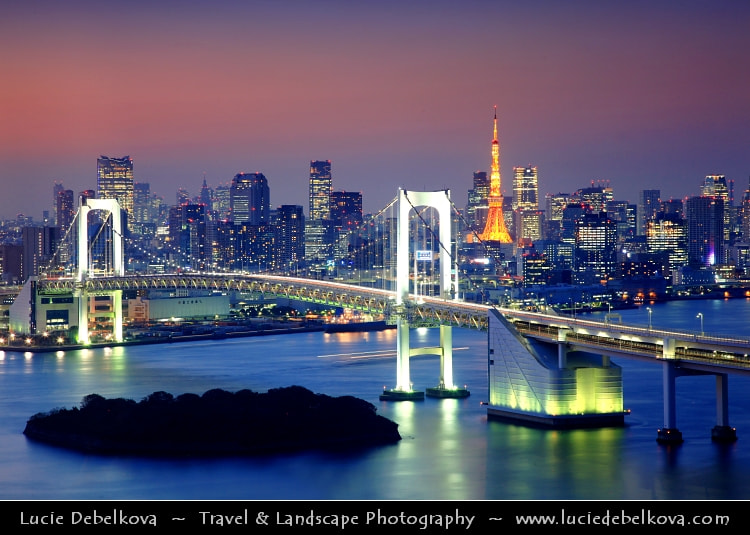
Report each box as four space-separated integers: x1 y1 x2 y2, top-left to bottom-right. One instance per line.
24 386 401 457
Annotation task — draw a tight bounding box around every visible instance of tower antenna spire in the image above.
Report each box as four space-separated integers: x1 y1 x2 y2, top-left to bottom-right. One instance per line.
479 105 512 244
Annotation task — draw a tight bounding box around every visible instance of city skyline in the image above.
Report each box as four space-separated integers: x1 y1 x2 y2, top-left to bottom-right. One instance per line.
2 0 749 220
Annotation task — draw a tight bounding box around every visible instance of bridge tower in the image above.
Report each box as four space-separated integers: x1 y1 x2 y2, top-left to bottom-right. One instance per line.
75 198 125 344
380 189 469 401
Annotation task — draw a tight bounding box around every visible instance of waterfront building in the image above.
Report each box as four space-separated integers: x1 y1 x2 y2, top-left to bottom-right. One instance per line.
686 195 724 267
127 290 230 323
230 172 270 225
0 244 23 284
701 175 732 263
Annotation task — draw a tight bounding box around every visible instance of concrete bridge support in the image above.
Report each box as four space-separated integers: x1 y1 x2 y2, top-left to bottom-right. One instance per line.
712 374 738 443
657 359 737 445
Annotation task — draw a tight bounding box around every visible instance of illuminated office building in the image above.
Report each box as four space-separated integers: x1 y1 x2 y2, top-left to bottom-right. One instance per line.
646 212 687 278
309 160 333 221
512 166 538 211
574 212 617 282
230 172 270 225
97 155 134 215
466 171 490 233
686 195 724 267
274 205 305 272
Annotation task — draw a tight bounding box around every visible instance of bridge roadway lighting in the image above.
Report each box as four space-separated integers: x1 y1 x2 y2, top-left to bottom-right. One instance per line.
697 313 704 335
646 307 652 330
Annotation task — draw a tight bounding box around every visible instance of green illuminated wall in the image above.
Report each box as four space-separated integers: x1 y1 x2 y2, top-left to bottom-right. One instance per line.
487 309 623 425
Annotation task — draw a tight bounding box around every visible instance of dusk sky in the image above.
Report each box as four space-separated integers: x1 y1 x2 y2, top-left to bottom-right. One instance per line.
2 0 749 221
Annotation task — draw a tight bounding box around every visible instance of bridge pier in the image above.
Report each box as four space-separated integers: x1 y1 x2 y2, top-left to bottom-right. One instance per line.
77 289 89 345
657 360 683 445
426 325 470 399
657 359 737 445
712 374 737 443
380 317 425 401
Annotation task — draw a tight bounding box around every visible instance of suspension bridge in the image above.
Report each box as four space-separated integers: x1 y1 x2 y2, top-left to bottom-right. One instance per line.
7 189 750 444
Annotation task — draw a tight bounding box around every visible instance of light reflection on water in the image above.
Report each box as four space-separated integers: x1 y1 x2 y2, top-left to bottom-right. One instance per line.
2 300 750 499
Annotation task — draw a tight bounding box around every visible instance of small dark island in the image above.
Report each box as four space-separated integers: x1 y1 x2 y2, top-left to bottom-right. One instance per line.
23 385 401 457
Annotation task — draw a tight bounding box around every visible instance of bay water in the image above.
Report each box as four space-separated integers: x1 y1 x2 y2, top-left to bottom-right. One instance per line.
2 298 750 500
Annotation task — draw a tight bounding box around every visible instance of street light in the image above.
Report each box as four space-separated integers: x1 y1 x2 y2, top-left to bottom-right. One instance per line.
697 312 704 335
646 307 652 330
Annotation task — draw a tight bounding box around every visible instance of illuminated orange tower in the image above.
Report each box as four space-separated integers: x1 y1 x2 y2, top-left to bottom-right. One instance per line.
479 106 513 243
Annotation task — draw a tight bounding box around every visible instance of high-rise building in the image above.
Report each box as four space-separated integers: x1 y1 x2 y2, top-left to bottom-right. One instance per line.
55 188 75 235
230 172 270 225
309 160 333 221
133 183 151 225
79 190 96 205
330 191 363 231
512 166 538 211
22 226 60 281
213 183 231 221
466 171 489 233
686 195 724 267
574 212 617 283
52 181 65 224
479 107 512 244
646 212 688 278
96 155 134 215
701 175 731 262
199 177 212 211
274 205 305 272
637 189 661 236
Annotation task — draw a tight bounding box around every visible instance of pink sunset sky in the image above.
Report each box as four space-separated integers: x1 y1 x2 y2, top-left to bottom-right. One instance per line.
1 0 749 220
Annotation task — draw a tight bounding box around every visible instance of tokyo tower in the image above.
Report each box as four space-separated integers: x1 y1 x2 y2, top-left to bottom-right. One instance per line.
479 106 513 243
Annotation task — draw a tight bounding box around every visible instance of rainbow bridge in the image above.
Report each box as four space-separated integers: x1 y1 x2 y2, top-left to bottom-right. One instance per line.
7 191 750 444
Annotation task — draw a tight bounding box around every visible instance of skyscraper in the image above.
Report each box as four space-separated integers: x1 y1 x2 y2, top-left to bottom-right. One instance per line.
230 172 270 225
686 195 724 267
479 107 512 244
701 174 731 263
55 188 75 235
512 166 539 211
309 160 332 221
274 205 305 272
466 171 489 233
637 189 661 236
512 166 540 244
574 212 617 283
97 155 134 215
330 191 363 231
